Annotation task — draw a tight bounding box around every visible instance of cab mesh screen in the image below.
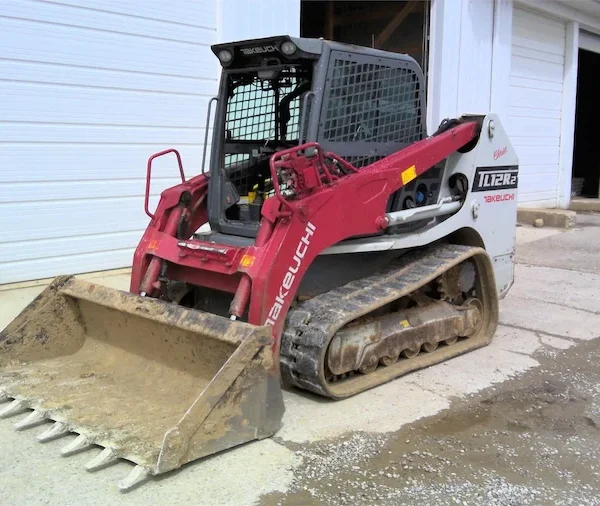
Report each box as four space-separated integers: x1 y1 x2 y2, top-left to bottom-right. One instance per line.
322 58 423 168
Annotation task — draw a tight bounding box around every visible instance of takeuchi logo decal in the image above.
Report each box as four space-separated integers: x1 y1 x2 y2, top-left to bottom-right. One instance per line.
240 45 278 55
484 193 515 203
264 222 316 327
472 166 519 193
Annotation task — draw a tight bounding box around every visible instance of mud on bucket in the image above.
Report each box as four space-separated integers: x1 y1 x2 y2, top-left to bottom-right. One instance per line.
0 276 284 489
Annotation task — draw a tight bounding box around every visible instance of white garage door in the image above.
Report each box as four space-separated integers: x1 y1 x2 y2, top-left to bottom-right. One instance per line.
508 7 566 206
0 0 218 284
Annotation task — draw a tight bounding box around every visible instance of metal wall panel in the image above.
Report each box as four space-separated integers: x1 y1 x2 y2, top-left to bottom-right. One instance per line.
0 0 218 284
508 7 566 204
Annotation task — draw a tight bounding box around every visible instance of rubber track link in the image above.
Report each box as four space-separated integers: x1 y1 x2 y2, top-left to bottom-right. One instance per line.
280 244 499 399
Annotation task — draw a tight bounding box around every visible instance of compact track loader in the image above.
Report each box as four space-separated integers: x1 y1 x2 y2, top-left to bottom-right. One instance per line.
0 36 518 490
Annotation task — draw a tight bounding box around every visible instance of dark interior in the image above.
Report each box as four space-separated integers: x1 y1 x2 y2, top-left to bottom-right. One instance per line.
572 48 600 198
300 1 430 89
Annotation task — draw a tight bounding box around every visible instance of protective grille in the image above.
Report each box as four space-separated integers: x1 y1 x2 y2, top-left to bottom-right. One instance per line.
224 71 304 196
223 154 253 195
323 58 423 145
225 81 275 141
345 154 383 169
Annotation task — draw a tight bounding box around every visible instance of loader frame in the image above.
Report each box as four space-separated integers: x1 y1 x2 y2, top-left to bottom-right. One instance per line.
131 119 481 347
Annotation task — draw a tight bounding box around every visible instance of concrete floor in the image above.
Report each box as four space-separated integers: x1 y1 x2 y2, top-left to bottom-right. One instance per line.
570 197 600 213
0 214 598 505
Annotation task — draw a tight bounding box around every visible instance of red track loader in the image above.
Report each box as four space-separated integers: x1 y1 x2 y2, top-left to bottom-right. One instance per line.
0 36 518 490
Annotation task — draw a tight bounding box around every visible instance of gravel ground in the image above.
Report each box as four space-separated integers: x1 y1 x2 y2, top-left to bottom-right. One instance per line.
262 336 600 506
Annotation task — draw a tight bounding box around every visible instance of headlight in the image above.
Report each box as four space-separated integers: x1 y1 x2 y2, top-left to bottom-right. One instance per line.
280 41 297 56
218 49 233 63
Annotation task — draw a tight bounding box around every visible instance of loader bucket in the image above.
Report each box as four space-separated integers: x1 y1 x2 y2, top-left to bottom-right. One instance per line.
0 276 284 490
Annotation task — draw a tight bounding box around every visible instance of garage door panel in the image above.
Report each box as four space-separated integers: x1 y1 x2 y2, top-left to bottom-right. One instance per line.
2 198 158 243
1 83 208 126
511 144 560 166
0 145 206 182
0 178 183 204
0 231 141 265
518 172 560 195
508 105 561 120
516 190 558 205
511 45 564 65
3 0 214 44
513 8 566 38
47 0 217 27
1 60 217 96
509 7 565 205
514 163 558 175
0 124 208 146
511 34 565 58
1 18 214 78
506 116 561 139
509 55 564 83
0 249 136 285
509 87 562 111
512 20 565 51
509 75 562 93
510 136 561 147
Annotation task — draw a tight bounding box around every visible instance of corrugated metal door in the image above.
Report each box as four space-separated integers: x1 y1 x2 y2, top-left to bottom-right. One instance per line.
0 0 218 284
508 7 566 205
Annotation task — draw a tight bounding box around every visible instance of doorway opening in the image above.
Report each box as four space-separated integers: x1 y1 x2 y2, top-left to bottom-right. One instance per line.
300 1 431 93
572 48 600 198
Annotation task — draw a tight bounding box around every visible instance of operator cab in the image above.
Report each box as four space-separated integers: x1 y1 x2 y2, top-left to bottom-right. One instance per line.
204 35 430 240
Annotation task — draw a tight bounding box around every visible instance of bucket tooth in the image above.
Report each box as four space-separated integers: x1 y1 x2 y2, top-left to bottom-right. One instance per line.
0 391 9 402
60 434 92 456
0 399 26 418
85 448 118 471
37 421 69 442
14 410 45 430
118 465 149 491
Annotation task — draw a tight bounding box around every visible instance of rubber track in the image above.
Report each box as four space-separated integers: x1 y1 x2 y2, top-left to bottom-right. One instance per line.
280 243 486 398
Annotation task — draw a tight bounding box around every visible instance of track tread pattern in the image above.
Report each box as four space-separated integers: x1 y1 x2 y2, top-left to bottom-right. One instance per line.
280 244 480 398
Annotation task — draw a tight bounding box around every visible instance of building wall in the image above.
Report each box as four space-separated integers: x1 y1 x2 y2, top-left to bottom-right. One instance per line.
219 0 300 43
426 0 596 209
0 0 300 285
508 7 569 207
426 0 496 134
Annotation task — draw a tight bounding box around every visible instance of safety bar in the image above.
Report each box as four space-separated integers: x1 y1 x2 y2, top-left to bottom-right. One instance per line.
145 149 186 219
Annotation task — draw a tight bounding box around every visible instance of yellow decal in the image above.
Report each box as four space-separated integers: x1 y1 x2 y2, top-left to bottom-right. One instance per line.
400 319 410 328
401 165 417 185
148 239 159 251
240 254 255 268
